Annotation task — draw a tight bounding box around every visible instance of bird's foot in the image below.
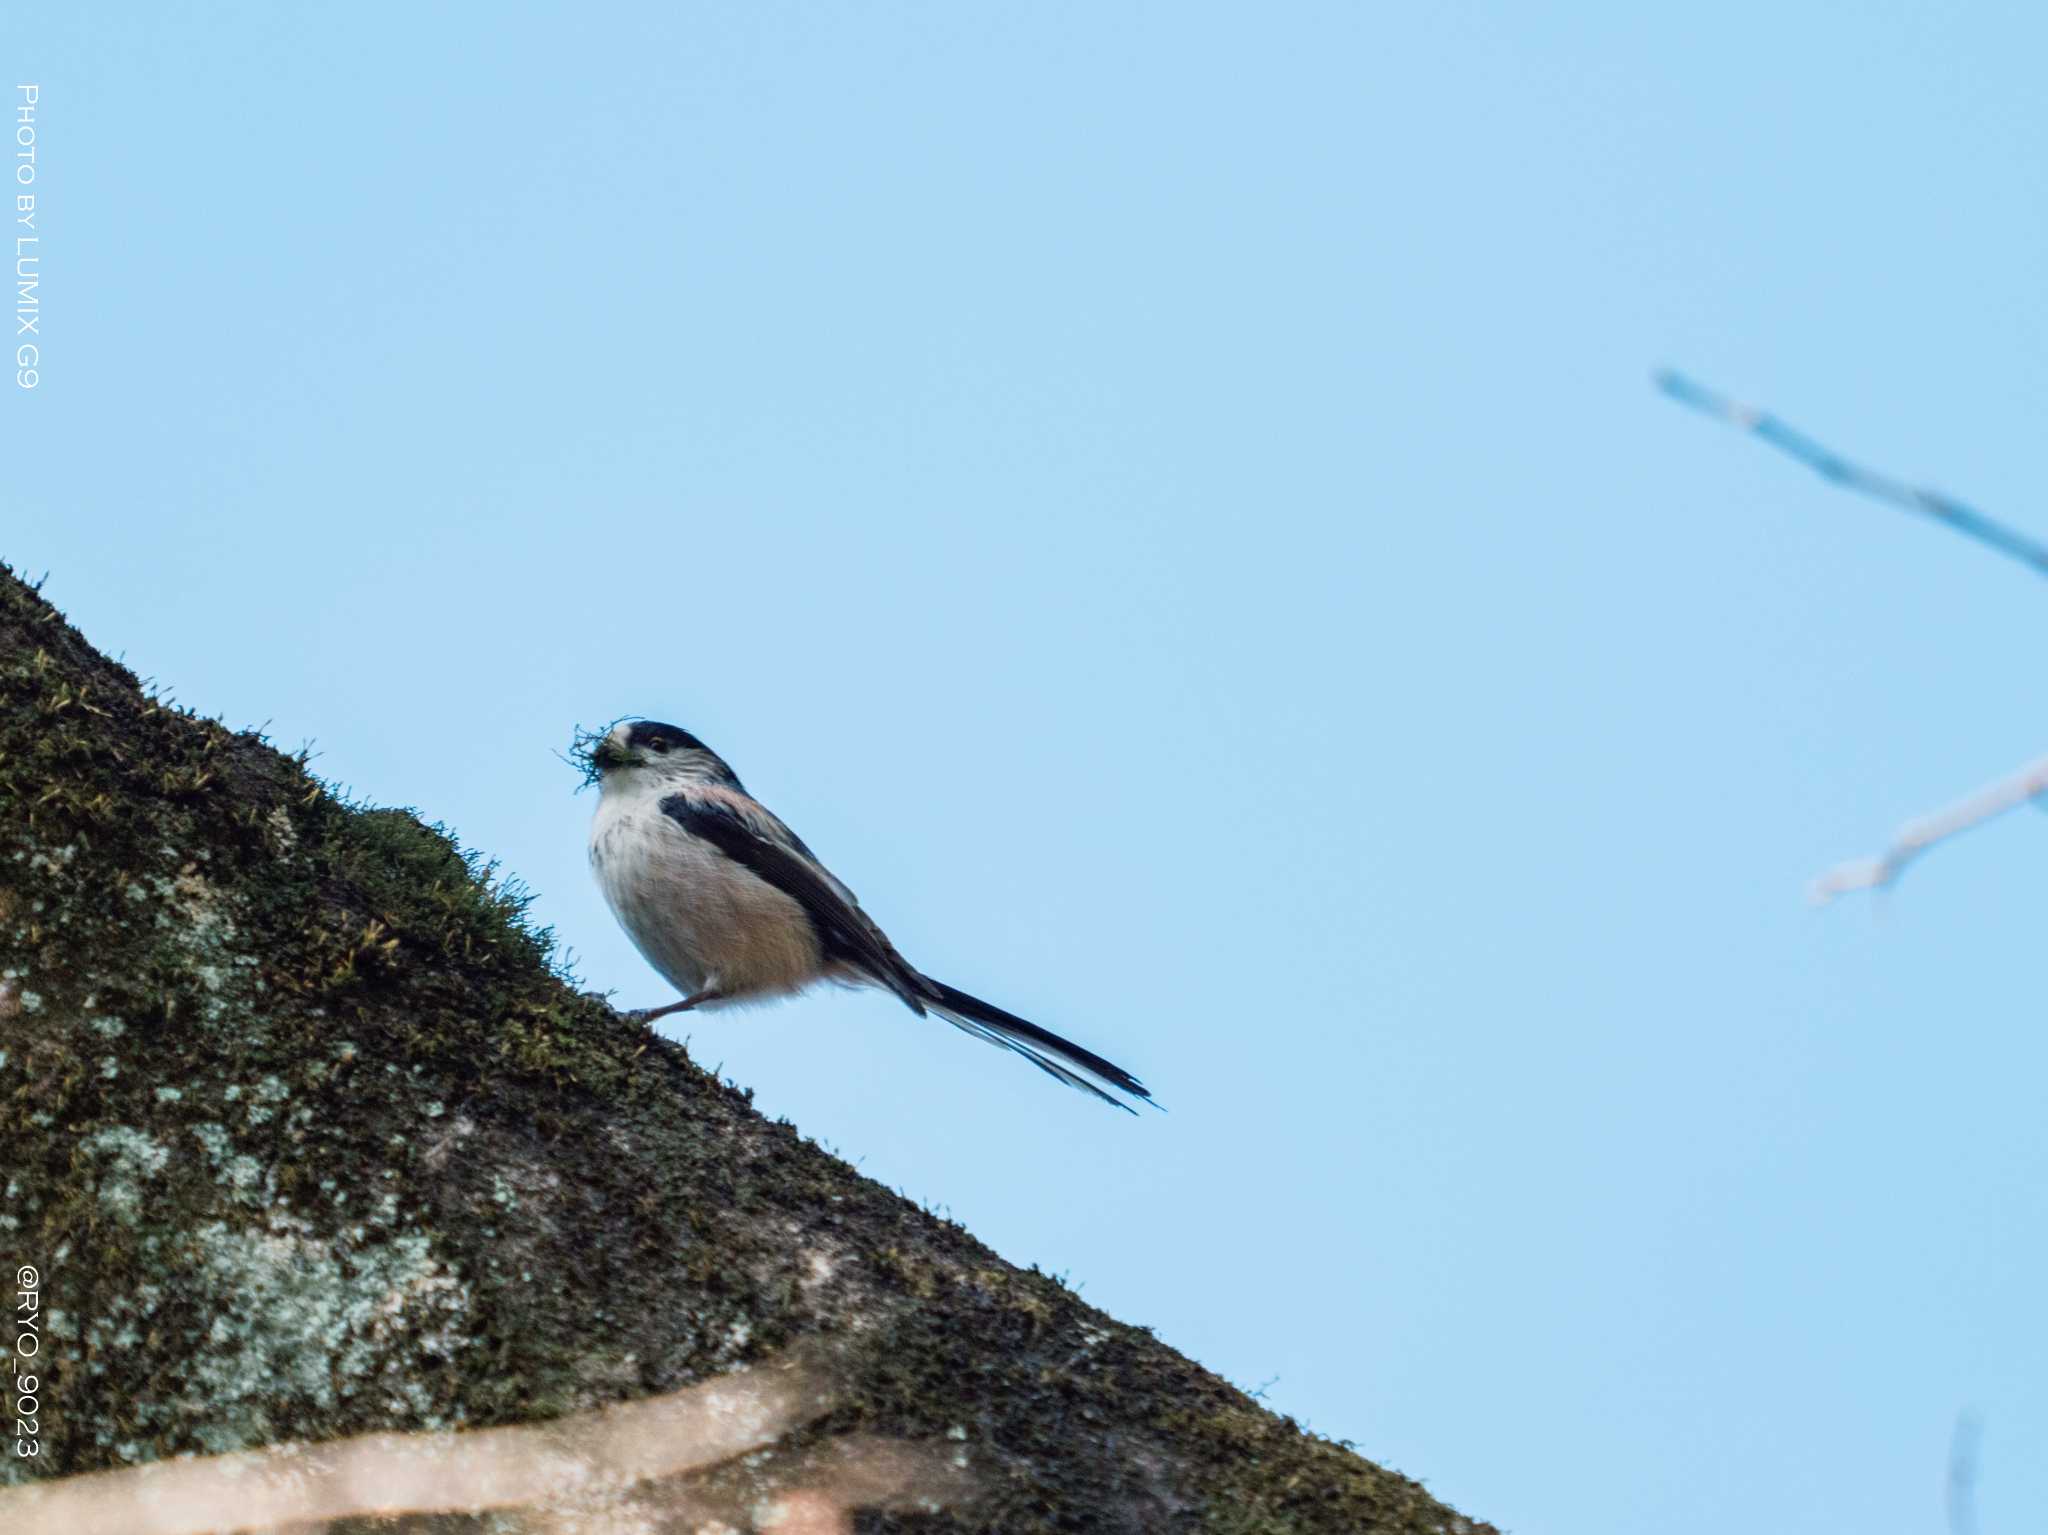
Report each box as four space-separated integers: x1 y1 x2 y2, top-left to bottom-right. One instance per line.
624 989 723 1025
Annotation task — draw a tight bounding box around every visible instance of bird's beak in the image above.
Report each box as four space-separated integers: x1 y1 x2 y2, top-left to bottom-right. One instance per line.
591 738 630 772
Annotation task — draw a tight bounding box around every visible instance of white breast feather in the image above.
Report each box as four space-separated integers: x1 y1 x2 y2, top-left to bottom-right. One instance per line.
589 780 824 1005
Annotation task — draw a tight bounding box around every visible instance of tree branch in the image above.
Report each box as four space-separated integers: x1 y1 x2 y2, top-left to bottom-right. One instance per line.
1 559 1486 1535
1655 370 2048 578
1808 750 2048 903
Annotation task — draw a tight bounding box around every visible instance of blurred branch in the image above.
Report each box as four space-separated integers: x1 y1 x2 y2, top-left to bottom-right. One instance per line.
1655 370 2048 578
1808 749 2048 903
0 1346 971 1535
1947 1408 1982 1535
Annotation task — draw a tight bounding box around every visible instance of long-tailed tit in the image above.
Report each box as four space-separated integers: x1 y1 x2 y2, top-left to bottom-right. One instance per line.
583 719 1151 1111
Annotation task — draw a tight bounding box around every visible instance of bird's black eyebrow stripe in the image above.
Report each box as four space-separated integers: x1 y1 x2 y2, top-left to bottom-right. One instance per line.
659 793 927 1014
626 720 708 753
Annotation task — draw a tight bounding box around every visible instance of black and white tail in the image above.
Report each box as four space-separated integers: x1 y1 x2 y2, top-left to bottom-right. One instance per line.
920 977 1152 1113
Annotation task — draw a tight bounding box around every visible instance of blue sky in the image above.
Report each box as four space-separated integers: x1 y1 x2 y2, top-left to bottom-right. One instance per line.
11 4 2048 1530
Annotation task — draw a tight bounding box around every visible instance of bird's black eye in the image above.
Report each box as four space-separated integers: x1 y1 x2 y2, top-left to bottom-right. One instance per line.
649 738 670 753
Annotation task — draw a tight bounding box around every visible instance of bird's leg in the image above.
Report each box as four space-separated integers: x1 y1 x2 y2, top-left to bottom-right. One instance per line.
626 989 723 1025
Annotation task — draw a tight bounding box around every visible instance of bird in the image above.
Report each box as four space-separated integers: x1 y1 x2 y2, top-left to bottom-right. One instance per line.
583 719 1151 1112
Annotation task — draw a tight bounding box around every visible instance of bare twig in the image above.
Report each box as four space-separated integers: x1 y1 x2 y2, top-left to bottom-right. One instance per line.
1655 370 2048 578
1808 750 2048 903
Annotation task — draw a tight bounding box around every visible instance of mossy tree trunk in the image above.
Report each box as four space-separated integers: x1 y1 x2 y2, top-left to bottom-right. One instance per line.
0 565 1494 1533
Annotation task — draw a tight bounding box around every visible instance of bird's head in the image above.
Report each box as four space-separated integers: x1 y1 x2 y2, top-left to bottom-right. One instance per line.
576 719 742 792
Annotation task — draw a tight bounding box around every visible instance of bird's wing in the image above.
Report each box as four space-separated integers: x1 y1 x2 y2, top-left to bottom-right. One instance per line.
659 790 929 1013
